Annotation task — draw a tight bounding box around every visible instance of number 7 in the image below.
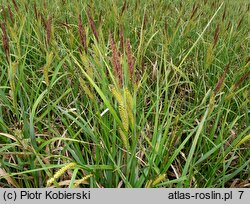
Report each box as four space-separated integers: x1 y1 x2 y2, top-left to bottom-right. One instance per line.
238 191 244 199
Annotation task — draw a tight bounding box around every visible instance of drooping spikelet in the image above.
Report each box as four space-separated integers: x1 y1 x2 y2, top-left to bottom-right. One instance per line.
73 174 93 188
152 174 166 186
47 162 76 187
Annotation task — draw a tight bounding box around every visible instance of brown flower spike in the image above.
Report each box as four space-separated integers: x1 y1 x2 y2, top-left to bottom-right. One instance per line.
1 22 10 60
109 33 123 86
125 38 135 83
87 9 99 41
78 14 87 53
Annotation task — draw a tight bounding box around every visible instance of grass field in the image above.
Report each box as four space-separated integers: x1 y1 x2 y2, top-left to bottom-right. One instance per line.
0 0 249 188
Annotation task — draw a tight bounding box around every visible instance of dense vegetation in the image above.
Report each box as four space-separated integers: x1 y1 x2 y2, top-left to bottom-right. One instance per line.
0 0 249 188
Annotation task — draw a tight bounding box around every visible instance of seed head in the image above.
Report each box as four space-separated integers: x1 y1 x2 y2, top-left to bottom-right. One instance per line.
78 14 87 53
45 15 52 48
11 0 18 12
125 38 135 83
214 63 230 93
87 9 99 41
109 33 123 86
1 22 10 60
